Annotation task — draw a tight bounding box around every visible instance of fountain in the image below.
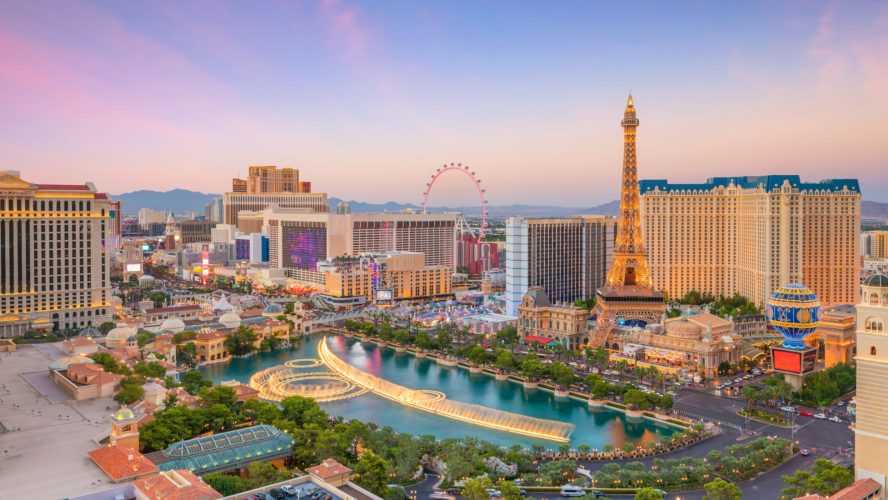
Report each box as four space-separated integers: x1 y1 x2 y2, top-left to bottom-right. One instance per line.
317 337 575 442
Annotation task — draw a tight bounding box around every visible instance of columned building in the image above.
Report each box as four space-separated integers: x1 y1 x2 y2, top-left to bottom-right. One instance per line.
855 273 888 495
505 216 615 317
639 175 861 307
0 170 113 337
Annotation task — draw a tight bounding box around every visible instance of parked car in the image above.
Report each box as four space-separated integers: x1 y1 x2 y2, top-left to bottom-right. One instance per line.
781 406 796 413
800 449 812 456
268 489 287 500
560 485 587 497
837 401 847 407
280 485 298 495
445 487 462 495
829 416 842 423
814 413 827 419
486 487 502 498
799 410 814 417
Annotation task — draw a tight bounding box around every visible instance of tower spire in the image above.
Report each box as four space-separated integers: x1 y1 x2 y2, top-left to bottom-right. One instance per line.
607 94 651 288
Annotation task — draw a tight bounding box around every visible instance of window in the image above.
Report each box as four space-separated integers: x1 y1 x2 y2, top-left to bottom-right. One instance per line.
871 346 877 356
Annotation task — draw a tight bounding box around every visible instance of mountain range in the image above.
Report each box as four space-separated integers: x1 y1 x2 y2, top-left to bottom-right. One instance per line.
113 189 887 219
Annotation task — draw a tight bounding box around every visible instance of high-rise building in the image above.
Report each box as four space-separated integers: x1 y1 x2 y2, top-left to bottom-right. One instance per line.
0 170 113 337
264 209 457 285
866 230 888 259
588 95 665 346
854 273 888 493
138 208 167 228
505 216 615 317
457 235 500 277
205 197 224 223
223 166 327 228
862 232 875 258
639 175 861 307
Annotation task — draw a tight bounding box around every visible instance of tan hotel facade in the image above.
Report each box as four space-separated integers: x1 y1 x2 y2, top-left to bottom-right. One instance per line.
224 166 328 230
639 176 860 307
0 171 113 337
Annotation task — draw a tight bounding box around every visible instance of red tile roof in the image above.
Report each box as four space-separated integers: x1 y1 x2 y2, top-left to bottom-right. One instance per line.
36 184 91 191
132 469 222 500
195 331 226 342
830 478 881 499
88 444 158 481
306 458 352 480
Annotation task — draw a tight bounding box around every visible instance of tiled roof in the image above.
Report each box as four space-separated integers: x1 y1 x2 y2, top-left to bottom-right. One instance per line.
133 469 221 500
195 331 226 341
306 458 352 479
146 305 202 314
88 444 158 481
830 478 881 499
66 363 124 386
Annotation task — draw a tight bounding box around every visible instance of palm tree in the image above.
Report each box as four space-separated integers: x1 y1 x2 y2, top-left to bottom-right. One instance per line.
634 365 647 384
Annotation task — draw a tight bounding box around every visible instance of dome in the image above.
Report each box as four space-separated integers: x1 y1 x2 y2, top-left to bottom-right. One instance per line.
112 406 136 421
767 283 821 350
49 356 95 371
79 326 100 337
219 312 242 329
106 326 136 341
264 303 283 315
863 274 888 289
160 317 186 333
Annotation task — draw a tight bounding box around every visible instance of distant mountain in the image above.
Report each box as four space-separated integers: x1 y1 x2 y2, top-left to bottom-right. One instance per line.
328 197 618 217
114 189 220 214
863 200 888 219
113 189 888 220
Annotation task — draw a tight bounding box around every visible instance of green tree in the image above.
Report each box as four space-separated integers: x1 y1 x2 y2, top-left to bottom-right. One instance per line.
521 356 547 380
549 361 576 389
98 321 116 334
114 377 145 405
246 461 291 489
134 361 166 378
177 342 197 368
136 332 156 348
180 370 212 395
496 325 519 344
781 458 853 499
353 451 391 496
225 325 258 356
462 476 495 500
139 406 208 451
495 349 517 372
203 473 250 496
414 330 433 350
703 478 742 500
496 479 522 500
280 396 329 427
200 385 237 408
436 330 452 350
634 487 664 500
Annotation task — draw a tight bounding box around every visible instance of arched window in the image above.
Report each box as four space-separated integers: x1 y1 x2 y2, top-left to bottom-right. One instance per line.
871 293 880 305
872 346 877 356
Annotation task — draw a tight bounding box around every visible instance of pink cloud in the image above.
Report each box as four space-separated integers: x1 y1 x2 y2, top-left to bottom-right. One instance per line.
318 0 371 59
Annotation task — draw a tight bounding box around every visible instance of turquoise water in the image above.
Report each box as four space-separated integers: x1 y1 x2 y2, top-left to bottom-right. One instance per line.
200 335 676 448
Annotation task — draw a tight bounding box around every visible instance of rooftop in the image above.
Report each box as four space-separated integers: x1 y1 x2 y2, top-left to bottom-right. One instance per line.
133 469 222 500
88 444 159 482
147 425 294 474
306 458 352 480
640 175 860 194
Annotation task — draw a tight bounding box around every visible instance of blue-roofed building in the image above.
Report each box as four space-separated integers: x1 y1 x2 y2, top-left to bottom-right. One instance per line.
146 424 294 475
638 174 860 308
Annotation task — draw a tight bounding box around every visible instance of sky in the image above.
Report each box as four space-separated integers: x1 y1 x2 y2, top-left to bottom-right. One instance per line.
1 1 887 205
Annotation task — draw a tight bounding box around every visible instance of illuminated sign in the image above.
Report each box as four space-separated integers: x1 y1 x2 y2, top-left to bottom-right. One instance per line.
375 289 393 303
772 349 801 373
771 346 817 375
125 263 142 273
141 243 150 252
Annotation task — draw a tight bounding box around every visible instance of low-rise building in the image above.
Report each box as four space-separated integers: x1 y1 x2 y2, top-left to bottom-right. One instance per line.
51 363 125 400
62 336 99 355
517 287 588 350
133 469 222 500
87 444 159 483
144 305 202 324
194 331 229 364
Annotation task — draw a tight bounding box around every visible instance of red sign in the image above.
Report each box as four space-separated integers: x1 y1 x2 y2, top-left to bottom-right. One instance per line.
773 349 802 373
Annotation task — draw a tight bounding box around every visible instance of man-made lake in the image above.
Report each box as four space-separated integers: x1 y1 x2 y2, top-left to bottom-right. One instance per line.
200 334 676 448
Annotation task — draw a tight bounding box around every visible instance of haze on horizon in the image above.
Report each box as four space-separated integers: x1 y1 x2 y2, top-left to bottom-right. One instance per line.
2 1 887 204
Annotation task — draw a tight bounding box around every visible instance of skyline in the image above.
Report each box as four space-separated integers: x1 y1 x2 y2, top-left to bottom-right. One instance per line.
2 1 888 204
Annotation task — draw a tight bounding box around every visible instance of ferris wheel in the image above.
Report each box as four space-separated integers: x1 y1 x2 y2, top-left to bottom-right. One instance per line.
421 163 488 240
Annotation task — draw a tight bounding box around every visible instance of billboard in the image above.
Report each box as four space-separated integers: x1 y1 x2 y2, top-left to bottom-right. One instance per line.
375 289 394 303
771 346 817 375
281 222 327 271
125 263 142 273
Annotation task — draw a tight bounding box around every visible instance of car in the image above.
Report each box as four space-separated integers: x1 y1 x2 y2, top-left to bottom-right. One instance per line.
799 410 814 417
781 406 796 413
486 488 502 498
280 485 298 495
734 378 742 383
430 492 456 500
667 390 678 396
829 416 842 423
837 401 847 407
560 485 587 497
800 449 812 456
814 413 827 419
268 489 288 500
445 487 462 495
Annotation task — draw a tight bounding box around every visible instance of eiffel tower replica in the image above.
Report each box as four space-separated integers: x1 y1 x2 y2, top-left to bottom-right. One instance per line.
588 95 665 347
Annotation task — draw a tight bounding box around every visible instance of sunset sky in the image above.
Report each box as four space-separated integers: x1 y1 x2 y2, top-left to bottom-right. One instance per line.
2 1 887 204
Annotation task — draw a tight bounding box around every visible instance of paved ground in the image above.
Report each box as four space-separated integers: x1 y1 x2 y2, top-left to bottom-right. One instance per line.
21 370 74 403
32 342 68 361
0 346 121 499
